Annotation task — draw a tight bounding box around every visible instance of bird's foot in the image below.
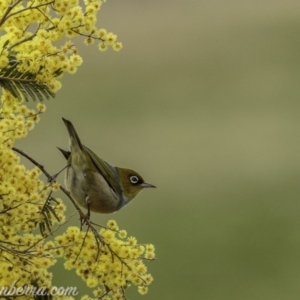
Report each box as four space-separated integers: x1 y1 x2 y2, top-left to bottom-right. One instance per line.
79 197 91 229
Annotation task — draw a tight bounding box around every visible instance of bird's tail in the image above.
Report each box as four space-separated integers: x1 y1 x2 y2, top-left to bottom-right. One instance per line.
57 147 71 160
62 118 83 151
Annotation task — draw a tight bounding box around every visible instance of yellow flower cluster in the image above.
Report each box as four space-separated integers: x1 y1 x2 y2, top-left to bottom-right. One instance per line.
54 221 155 300
0 2 154 300
0 90 155 298
0 91 68 298
0 0 122 95
0 90 45 135
0 235 57 290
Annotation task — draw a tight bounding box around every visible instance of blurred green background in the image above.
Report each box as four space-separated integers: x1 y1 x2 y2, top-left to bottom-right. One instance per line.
18 1 300 299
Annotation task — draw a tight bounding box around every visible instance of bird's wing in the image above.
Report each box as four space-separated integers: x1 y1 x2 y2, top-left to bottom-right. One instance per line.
84 146 122 196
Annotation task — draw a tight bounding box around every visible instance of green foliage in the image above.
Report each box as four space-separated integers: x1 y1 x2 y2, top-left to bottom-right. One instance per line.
0 52 56 102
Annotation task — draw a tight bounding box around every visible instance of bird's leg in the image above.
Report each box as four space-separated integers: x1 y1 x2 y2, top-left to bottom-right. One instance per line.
80 195 91 229
86 196 91 219
49 163 70 182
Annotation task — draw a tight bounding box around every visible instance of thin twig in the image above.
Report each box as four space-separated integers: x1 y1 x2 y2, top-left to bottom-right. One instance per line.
9 24 41 50
0 0 23 27
2 0 54 26
12 147 53 179
25 212 76 253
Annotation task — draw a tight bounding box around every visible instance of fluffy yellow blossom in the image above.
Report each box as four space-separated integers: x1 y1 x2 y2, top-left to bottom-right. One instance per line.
127 236 137 246
0 90 68 294
98 41 108 52
106 32 117 45
84 37 95 45
138 286 148 295
51 181 61 191
0 0 121 105
97 28 107 39
107 219 119 230
118 229 127 239
54 221 155 299
113 42 123 52
37 103 47 112
86 276 98 288
70 54 83 66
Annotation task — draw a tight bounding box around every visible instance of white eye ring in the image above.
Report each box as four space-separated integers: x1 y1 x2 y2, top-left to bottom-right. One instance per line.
130 175 139 184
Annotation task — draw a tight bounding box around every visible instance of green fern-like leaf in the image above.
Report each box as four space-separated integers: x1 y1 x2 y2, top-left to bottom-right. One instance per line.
0 53 55 101
39 192 60 237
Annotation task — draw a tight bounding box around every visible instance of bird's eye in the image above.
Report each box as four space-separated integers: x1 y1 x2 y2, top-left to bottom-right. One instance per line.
130 175 139 185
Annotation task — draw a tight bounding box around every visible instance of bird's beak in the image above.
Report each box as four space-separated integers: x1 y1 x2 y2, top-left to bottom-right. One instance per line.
141 182 156 188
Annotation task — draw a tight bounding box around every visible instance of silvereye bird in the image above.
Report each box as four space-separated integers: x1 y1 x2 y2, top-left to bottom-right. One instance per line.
58 118 155 214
